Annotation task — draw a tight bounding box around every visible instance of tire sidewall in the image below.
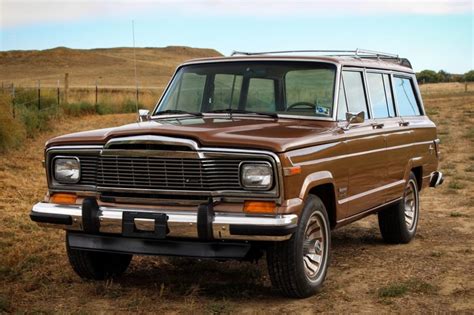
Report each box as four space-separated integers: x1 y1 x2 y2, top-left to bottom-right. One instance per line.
293 195 331 294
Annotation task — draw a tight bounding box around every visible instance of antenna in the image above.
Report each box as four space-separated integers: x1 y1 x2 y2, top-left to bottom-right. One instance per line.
132 20 139 118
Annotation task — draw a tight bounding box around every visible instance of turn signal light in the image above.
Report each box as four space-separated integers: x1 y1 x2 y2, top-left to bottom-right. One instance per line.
51 193 77 205
243 201 276 214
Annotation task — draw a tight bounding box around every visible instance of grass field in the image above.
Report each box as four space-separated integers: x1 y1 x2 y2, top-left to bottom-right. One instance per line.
0 82 473 313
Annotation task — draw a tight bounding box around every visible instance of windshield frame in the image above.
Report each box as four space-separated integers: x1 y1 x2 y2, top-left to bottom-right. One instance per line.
151 59 341 122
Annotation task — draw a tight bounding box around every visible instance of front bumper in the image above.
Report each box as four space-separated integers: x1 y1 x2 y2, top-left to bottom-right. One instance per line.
30 202 298 241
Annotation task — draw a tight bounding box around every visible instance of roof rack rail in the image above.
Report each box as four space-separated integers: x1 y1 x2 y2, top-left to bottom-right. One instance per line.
231 48 399 59
230 48 412 68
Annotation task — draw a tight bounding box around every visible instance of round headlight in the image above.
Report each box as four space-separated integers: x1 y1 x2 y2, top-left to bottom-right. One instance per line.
54 157 80 184
240 163 273 190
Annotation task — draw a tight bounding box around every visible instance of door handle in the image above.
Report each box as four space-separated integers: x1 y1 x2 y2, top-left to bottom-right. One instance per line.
371 122 384 129
399 121 410 127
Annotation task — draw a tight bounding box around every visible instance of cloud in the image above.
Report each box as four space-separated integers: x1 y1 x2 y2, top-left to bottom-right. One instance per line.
1 0 472 28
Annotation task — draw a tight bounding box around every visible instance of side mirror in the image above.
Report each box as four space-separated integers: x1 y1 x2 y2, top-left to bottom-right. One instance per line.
343 111 365 130
138 109 150 122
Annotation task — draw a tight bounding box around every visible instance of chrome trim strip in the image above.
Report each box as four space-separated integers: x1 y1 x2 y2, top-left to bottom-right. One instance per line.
104 135 199 150
338 180 405 204
31 202 297 241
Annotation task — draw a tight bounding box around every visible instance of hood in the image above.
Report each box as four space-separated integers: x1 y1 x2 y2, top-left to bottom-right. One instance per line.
46 116 338 152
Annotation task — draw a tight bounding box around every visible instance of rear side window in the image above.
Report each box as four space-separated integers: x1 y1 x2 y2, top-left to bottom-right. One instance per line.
393 77 421 116
341 71 369 118
367 73 396 118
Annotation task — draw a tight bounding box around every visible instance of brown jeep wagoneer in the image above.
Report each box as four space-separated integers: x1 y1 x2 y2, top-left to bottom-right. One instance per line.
30 49 443 298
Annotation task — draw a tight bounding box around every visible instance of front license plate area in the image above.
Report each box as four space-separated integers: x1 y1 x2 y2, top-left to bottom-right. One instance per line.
122 212 168 239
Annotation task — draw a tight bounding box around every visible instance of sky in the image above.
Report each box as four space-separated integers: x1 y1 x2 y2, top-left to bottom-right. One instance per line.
0 0 473 73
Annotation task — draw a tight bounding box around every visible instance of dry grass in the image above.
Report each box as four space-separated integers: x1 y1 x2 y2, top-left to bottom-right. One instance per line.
0 83 473 313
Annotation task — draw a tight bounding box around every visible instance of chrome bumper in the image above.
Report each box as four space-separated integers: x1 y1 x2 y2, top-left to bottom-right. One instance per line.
30 202 298 241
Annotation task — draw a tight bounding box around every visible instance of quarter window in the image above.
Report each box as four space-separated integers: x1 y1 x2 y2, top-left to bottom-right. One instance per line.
341 71 369 118
393 77 421 116
367 73 396 118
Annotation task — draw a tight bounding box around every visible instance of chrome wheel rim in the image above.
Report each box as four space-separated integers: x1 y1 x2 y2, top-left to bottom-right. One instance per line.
404 180 418 231
302 212 327 280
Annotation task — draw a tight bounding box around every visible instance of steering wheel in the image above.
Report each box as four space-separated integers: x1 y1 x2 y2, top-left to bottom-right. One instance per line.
286 102 316 111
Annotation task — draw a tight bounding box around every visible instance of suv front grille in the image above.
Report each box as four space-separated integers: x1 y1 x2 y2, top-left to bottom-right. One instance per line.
96 156 242 191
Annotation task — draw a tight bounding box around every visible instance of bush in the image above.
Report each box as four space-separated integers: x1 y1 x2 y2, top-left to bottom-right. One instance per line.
0 95 26 152
121 99 141 113
0 89 146 154
62 102 96 116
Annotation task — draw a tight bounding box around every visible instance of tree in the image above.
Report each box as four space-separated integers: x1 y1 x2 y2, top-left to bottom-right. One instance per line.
464 70 474 82
416 70 440 83
437 70 452 82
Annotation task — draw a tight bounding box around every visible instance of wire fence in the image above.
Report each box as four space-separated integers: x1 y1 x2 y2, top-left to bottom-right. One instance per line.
0 80 165 119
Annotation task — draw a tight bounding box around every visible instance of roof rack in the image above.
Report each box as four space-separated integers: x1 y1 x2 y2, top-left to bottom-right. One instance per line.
230 49 412 68
231 48 398 58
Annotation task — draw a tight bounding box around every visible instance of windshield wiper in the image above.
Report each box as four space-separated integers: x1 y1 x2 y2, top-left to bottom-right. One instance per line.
154 109 203 117
205 108 278 119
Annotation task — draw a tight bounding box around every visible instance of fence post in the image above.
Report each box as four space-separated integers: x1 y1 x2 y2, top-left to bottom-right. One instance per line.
465 81 468 93
136 86 139 106
64 73 69 104
95 79 98 105
57 79 60 106
37 80 41 110
11 83 15 118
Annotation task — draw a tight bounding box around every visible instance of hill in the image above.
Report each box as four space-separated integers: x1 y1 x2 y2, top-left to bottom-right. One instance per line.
0 46 222 87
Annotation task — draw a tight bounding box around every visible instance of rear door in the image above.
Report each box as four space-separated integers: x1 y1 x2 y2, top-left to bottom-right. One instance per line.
337 69 387 218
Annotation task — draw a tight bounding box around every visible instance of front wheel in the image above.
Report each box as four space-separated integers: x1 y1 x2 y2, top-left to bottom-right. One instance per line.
266 195 331 298
66 232 132 280
378 172 420 244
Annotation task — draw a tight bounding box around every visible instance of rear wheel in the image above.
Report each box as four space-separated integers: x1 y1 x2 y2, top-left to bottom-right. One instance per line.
66 232 132 280
266 195 331 298
378 172 420 244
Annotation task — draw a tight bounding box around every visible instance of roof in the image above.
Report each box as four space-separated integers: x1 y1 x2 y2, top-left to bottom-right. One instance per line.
181 53 415 74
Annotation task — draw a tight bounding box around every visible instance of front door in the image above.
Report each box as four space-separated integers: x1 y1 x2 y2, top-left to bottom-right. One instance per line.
337 69 387 218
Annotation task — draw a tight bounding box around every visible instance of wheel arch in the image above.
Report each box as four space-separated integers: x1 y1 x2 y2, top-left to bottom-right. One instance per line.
298 171 338 229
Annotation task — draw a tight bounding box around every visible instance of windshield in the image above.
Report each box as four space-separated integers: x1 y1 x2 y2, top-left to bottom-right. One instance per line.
155 61 337 118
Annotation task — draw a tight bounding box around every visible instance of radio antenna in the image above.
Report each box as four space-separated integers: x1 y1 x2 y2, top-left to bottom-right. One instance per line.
132 20 139 117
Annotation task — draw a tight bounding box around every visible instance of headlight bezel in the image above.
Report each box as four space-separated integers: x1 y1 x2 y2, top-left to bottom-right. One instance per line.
239 161 274 191
52 156 81 184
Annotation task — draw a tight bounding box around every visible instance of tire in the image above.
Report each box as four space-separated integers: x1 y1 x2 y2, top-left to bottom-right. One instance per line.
266 195 331 298
378 172 420 244
66 232 132 280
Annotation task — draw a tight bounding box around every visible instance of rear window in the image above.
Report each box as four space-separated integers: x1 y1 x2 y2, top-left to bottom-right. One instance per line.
393 77 421 116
